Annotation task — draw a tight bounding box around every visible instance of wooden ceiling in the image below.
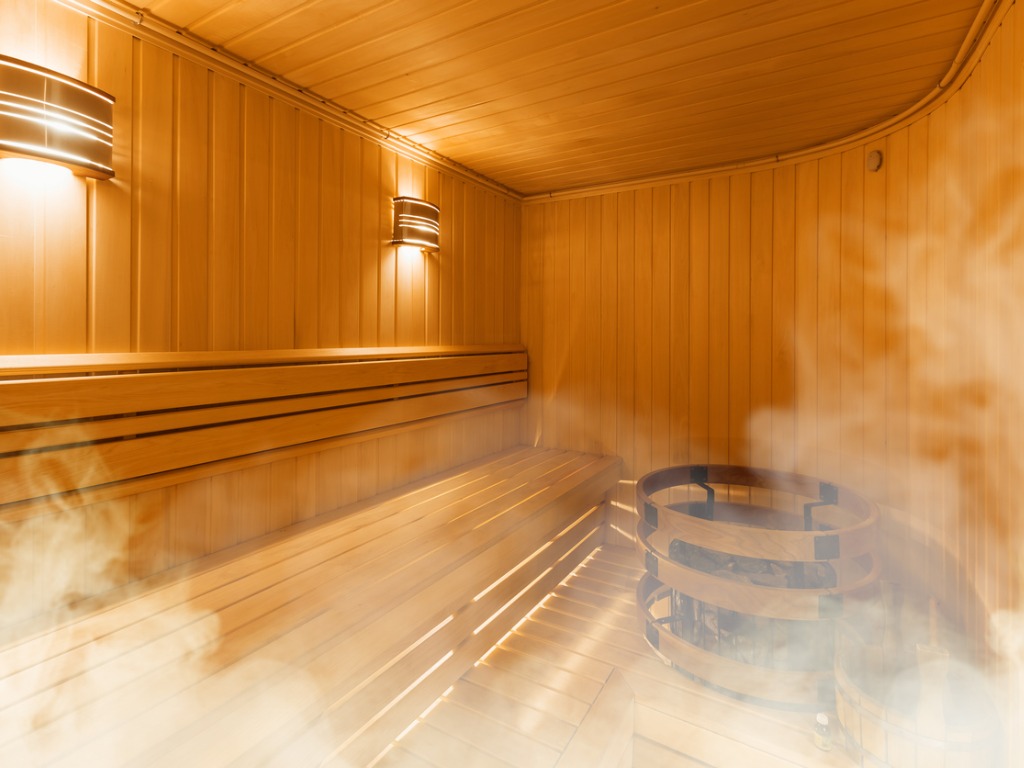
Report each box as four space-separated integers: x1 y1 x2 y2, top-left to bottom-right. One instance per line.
136 0 989 196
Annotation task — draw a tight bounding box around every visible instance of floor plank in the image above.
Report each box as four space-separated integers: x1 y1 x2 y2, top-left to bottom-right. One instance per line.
425 699 562 767
386 545 855 768
464 660 592 725
443 680 576 751
633 736 713 767
398 722 518 768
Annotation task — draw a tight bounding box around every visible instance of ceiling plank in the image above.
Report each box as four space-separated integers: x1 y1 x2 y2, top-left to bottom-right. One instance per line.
133 0 989 194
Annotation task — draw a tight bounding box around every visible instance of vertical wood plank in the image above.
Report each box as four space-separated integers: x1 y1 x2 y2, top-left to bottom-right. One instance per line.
749 170 773 470
633 189 653 477
237 465 271 541
600 193 619 458
294 112 321 348
175 58 209 351
361 140 382 346
409 169 428 345
378 148 397 346
316 447 344 516
582 196 602 457
816 154 842 483
884 128 911 560
0 155 40 353
708 176 730 465
651 188 671 470
90 22 133 352
840 147 865 489
521 203 545 446
269 100 298 350
170 478 209 567
209 471 239 551
551 200 570 449
318 123 343 348
688 180 710 465
394 154 418 346
425 168 442 344
294 454 318 524
862 140 888 502
239 88 272 350
357 440 379 502
450 178 465 345
269 458 297 530
340 443 361 507
772 165 796 473
340 131 362 346
794 160 819 479
616 191 636 476
85 498 131 594
483 191 498 343
668 183 690 467
438 173 455 346
905 116 929 549
209 72 241 351
41 172 88 352
728 174 751 468
130 489 168 580
133 41 174 351
569 197 588 453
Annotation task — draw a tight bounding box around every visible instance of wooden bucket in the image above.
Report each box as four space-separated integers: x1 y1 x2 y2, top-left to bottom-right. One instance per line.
834 613 1002 767
636 464 880 710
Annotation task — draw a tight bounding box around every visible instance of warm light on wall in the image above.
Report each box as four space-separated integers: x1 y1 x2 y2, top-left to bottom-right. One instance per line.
392 197 440 251
0 54 114 179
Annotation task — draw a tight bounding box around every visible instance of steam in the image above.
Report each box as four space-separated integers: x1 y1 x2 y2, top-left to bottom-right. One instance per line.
0 419 352 765
740 86 1024 764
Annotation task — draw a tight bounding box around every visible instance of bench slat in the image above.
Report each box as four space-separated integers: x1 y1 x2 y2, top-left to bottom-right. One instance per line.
0 348 527 508
0 449 621 768
0 352 526 425
0 449 571 701
0 371 524 452
0 381 526 506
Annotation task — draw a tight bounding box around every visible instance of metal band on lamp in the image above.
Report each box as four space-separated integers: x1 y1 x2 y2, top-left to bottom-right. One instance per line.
392 196 440 251
0 54 115 179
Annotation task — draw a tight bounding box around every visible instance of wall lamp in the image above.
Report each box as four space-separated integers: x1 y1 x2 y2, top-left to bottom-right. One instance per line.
392 196 440 252
0 54 115 179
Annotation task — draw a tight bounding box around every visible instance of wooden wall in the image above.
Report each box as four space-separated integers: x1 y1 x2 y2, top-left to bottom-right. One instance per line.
0 2 519 353
522 3 1024 666
0 0 521 616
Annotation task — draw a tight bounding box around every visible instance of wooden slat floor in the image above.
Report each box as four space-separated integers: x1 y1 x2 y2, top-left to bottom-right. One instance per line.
375 545 855 767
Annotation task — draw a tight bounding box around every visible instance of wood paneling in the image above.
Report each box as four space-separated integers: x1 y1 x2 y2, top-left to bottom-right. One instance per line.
122 0 989 195
522 1 1024 675
0 0 523 613
1 2 520 355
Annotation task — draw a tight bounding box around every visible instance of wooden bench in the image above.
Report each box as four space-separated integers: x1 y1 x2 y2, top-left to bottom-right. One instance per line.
0 446 621 767
0 346 529 624
0 345 527 507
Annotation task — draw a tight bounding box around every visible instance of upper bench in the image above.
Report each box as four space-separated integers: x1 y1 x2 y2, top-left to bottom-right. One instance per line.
0 345 527 508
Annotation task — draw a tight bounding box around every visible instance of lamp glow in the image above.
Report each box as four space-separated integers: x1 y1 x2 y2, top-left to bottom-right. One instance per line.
0 54 114 179
392 197 440 251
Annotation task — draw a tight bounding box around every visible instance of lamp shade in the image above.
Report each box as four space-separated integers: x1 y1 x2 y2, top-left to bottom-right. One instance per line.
392 196 440 251
0 54 115 179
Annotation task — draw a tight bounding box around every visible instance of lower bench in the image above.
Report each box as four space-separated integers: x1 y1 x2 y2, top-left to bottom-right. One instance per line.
0 446 621 767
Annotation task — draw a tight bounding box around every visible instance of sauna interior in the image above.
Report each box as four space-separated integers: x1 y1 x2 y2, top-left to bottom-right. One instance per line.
1 0 1021 765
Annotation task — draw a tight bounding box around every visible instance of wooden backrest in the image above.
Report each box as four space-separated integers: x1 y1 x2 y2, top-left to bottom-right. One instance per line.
0 346 527 507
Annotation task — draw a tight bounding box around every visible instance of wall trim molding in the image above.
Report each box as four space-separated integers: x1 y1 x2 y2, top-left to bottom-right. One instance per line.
56 0 1009 204
57 0 523 200
521 0 1009 203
